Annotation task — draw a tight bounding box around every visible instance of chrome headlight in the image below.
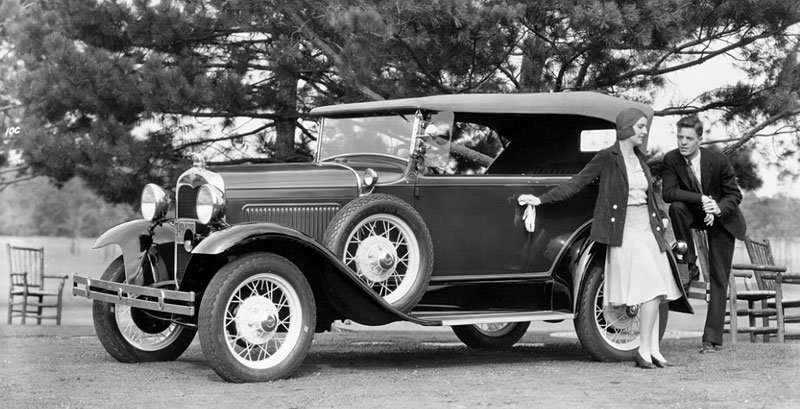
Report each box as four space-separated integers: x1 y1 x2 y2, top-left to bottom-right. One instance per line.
140 184 170 221
196 184 225 224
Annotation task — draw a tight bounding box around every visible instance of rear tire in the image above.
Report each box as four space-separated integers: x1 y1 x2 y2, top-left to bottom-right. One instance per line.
452 322 530 349
574 255 668 361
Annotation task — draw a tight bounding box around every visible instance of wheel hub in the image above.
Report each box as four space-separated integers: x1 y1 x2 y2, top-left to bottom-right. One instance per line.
234 296 280 344
603 304 636 331
355 236 398 282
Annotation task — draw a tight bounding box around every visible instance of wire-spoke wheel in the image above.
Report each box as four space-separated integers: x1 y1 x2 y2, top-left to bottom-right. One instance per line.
344 214 420 304
93 256 196 363
199 253 315 383
114 304 184 352
324 194 433 312
452 321 530 349
593 288 640 350
574 253 668 361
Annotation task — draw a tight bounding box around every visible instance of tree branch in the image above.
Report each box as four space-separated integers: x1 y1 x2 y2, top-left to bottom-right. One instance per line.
609 29 783 86
724 108 800 154
284 11 384 101
175 123 275 150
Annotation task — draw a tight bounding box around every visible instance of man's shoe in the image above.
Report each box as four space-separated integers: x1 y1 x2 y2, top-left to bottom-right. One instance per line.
699 342 719 354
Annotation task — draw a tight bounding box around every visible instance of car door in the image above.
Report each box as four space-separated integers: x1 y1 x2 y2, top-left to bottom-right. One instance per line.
411 117 539 280
413 174 537 280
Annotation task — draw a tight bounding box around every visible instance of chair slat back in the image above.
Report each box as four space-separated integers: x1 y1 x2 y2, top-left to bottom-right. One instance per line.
6 244 45 290
743 237 776 292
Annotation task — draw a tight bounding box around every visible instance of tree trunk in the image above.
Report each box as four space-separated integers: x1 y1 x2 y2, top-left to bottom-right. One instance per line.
273 64 299 162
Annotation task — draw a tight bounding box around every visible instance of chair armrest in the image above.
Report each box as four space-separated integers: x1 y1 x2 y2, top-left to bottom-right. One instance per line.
731 263 787 273
43 274 69 293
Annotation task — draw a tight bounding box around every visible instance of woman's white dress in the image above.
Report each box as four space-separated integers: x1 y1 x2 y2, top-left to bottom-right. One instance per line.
604 157 682 306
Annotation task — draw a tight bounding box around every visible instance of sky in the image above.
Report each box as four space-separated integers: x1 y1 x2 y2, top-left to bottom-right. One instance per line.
647 57 799 198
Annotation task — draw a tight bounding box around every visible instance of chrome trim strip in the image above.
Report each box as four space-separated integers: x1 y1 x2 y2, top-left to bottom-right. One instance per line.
418 175 573 181
72 275 195 316
430 272 551 282
412 310 574 326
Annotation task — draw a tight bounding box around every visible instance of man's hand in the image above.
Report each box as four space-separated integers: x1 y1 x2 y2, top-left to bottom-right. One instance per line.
518 194 542 207
702 195 721 215
704 213 715 226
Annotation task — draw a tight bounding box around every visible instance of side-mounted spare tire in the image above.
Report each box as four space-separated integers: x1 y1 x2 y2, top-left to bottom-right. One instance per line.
323 193 433 312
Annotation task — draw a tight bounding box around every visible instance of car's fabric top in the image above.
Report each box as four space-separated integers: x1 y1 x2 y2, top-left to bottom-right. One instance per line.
310 92 654 124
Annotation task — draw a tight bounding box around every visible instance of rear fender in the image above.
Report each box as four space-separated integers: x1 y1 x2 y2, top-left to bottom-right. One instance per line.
189 223 426 327
570 231 693 314
92 220 175 284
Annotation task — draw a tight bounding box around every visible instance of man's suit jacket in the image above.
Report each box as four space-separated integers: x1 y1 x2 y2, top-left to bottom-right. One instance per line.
661 147 746 240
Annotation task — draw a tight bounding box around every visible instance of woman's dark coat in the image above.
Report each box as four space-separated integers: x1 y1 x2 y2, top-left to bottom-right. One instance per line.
537 141 691 312
538 142 668 251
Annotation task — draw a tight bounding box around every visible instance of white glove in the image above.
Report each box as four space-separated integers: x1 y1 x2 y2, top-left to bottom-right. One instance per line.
518 194 541 207
522 205 536 232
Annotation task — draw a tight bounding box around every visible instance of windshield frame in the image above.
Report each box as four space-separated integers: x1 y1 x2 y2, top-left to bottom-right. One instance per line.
315 111 420 163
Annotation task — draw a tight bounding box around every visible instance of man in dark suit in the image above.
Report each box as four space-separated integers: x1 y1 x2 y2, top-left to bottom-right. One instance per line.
661 115 747 354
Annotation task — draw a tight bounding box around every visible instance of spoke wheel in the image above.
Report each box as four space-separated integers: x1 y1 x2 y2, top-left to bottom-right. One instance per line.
223 273 303 369
344 214 420 304
324 194 433 312
92 256 196 363
114 305 184 352
593 287 640 351
199 253 315 383
452 321 530 349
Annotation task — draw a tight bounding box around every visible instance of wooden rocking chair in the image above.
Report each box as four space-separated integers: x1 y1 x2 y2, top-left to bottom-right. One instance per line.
727 237 800 343
6 244 69 325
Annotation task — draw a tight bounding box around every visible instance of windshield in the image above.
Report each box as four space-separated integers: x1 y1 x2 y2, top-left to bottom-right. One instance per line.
317 114 415 161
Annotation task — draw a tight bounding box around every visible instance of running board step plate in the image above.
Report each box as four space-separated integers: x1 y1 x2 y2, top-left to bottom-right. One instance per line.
410 311 574 326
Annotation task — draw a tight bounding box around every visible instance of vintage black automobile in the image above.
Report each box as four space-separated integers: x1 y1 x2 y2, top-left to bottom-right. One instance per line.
73 92 691 382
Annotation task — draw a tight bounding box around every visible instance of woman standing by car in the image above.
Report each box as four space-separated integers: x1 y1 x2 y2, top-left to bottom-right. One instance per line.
518 107 683 369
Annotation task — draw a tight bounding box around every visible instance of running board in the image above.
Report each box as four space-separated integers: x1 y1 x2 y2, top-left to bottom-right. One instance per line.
410 311 574 327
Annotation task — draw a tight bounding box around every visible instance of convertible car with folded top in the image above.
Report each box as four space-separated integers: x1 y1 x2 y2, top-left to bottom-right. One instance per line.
73 92 691 382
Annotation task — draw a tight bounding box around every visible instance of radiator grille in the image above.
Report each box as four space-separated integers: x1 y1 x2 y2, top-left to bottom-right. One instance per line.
243 204 340 242
177 185 198 219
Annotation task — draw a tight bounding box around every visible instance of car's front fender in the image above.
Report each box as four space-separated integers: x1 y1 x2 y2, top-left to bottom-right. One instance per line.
93 220 175 283
189 222 430 327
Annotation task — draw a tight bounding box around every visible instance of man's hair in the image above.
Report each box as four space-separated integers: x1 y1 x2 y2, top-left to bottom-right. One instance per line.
676 115 703 138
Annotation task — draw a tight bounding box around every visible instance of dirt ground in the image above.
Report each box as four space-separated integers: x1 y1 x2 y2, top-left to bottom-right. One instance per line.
1 322 799 409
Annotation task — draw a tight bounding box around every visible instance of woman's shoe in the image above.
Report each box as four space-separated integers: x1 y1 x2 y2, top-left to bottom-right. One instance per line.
634 353 655 369
651 356 673 368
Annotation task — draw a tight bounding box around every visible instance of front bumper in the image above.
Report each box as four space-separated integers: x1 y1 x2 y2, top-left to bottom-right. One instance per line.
72 275 196 316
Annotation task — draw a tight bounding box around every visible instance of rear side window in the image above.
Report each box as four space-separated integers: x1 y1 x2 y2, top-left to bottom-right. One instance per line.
580 129 617 152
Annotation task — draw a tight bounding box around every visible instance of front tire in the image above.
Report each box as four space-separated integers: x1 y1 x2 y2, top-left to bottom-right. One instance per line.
574 256 668 361
198 253 316 383
92 256 196 363
452 322 530 349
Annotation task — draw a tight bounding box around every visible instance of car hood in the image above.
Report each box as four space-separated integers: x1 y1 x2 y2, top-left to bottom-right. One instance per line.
214 162 361 194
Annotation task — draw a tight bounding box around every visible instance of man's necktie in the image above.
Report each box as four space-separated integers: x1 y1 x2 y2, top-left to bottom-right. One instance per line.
686 160 701 193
